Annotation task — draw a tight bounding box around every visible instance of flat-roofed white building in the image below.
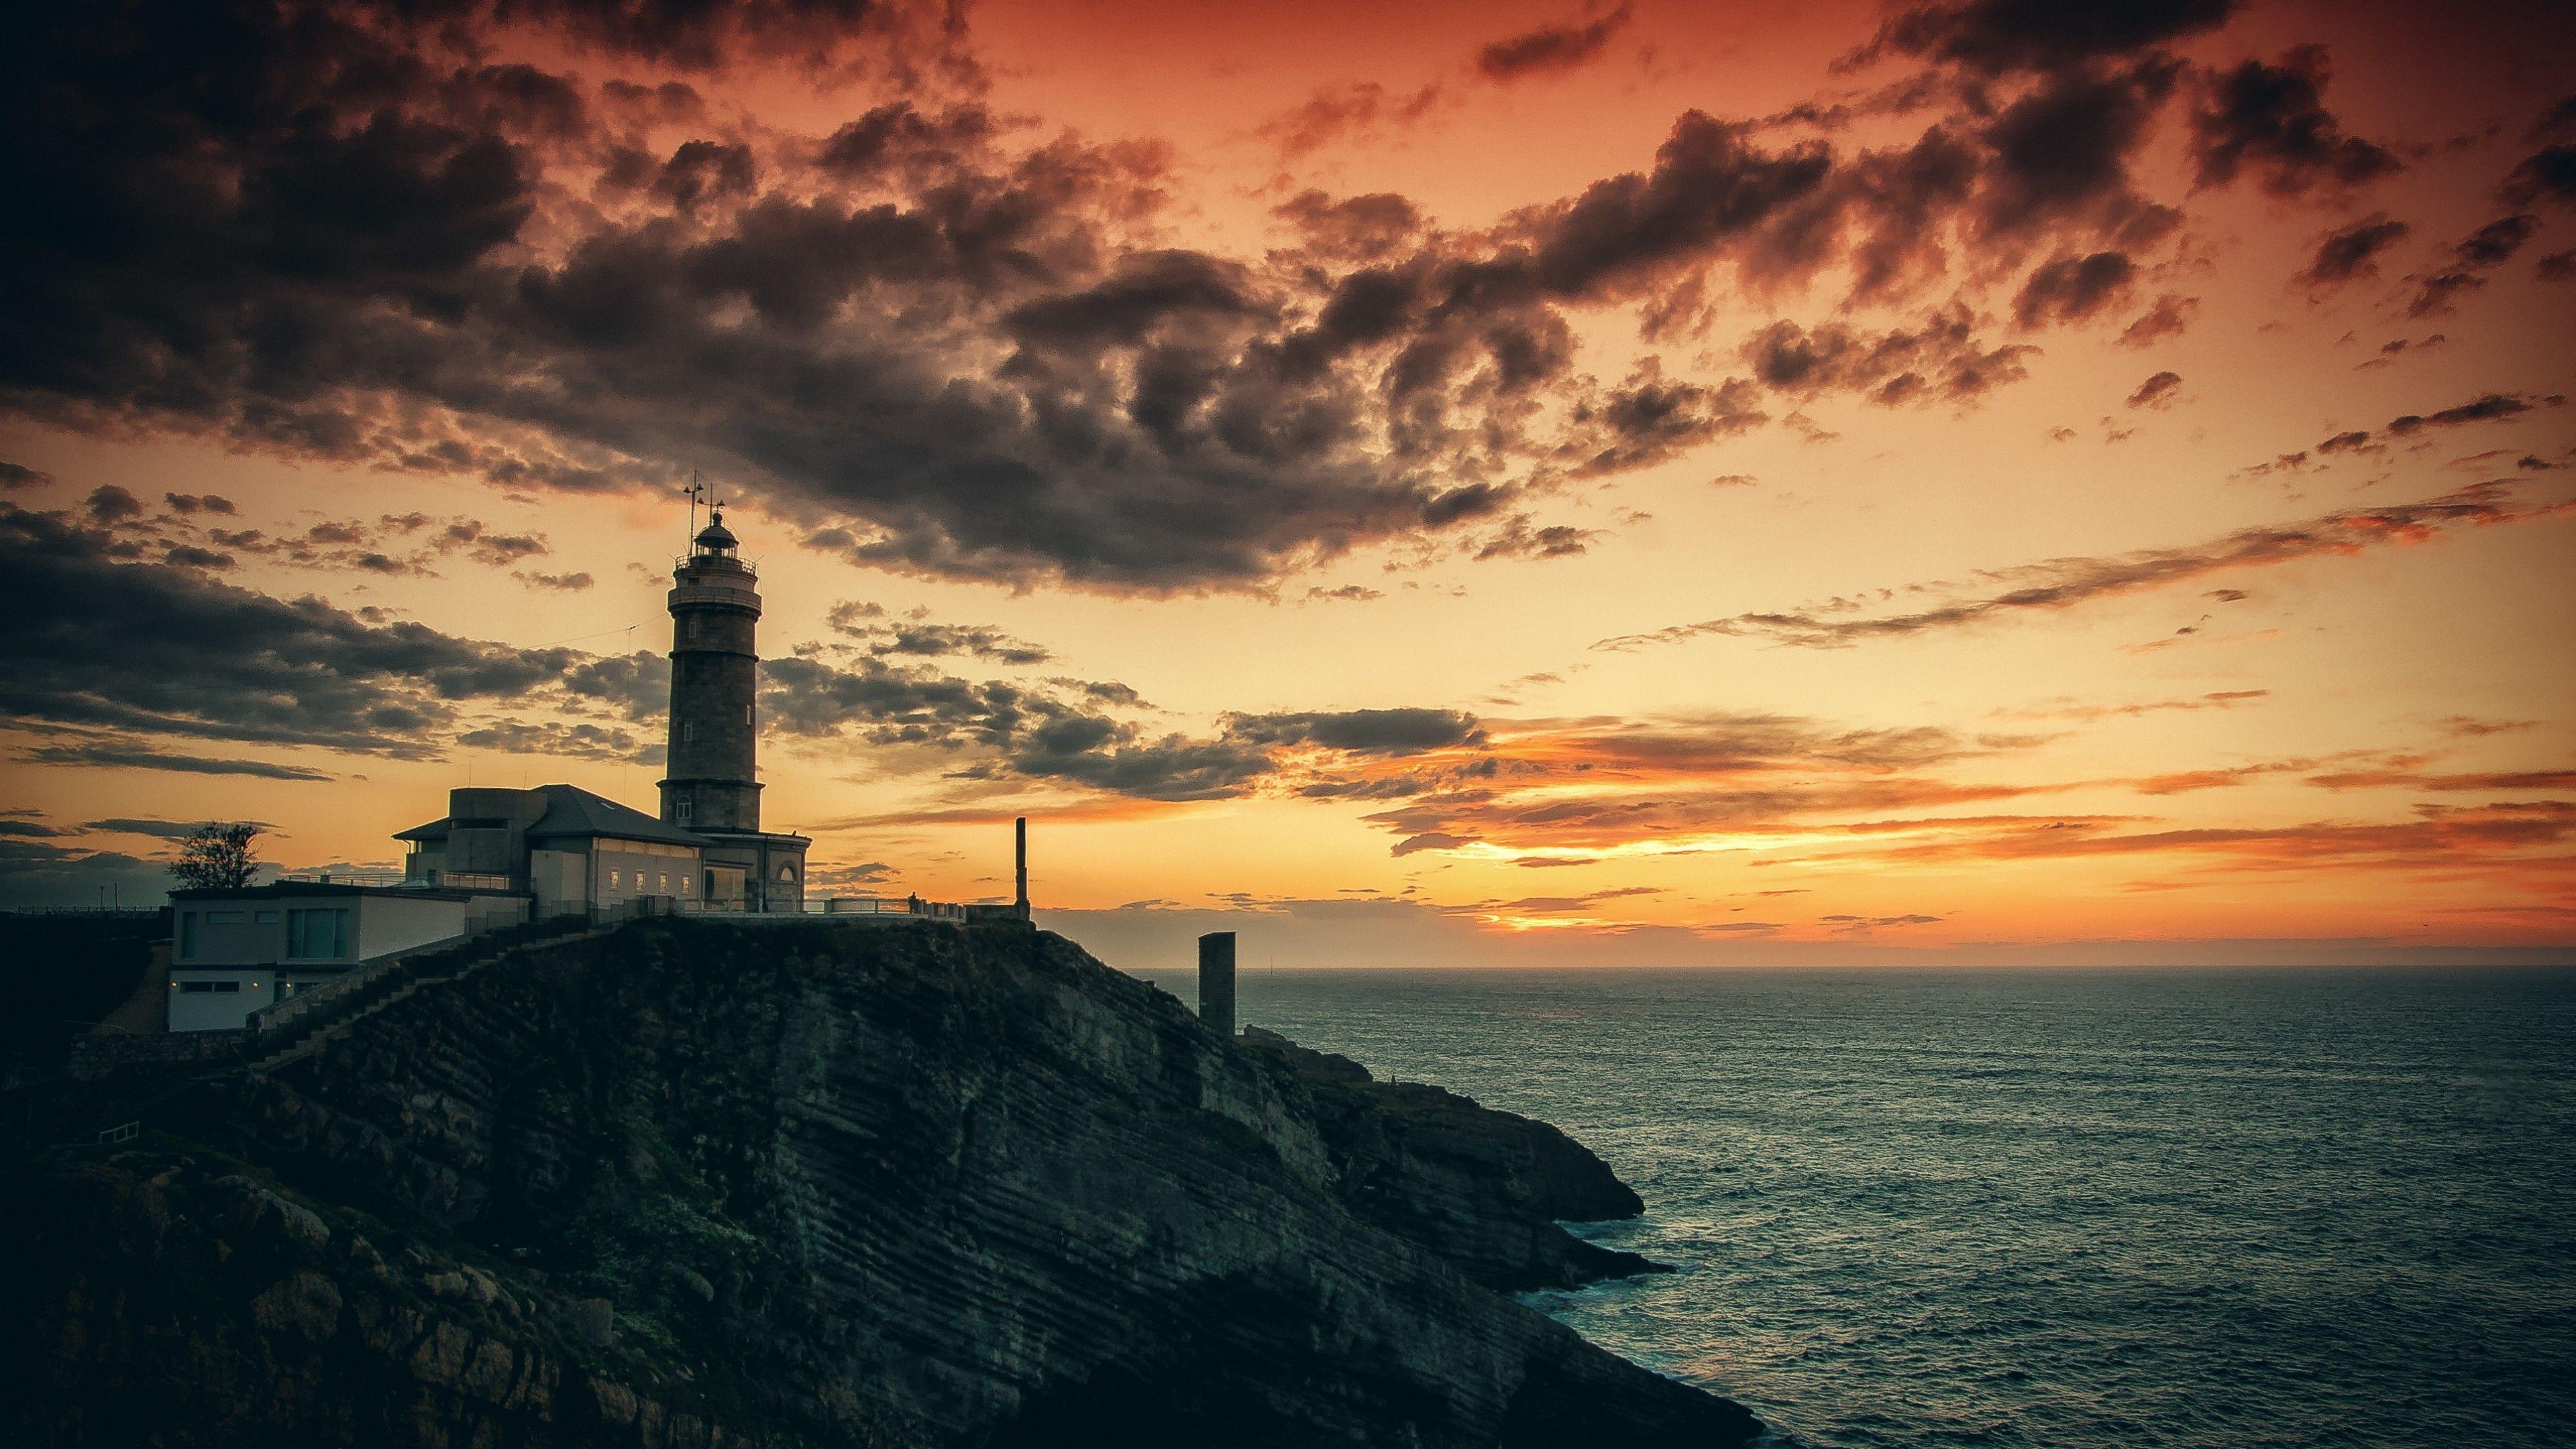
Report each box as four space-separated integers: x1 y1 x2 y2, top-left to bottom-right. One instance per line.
168 878 527 1031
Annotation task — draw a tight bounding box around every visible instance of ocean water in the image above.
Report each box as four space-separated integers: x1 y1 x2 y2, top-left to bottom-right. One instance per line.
1229 967 2576 1449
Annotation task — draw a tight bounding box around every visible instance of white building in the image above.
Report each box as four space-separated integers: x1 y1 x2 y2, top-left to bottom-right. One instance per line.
167 878 527 1031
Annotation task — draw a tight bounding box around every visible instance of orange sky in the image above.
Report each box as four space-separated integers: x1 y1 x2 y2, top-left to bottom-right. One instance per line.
3 0 2571 965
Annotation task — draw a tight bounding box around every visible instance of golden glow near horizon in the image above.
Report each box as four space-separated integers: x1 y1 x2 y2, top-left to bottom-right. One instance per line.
2 0 2571 964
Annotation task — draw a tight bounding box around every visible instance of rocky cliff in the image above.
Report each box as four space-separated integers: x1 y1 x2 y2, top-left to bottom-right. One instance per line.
5 920 1760 1448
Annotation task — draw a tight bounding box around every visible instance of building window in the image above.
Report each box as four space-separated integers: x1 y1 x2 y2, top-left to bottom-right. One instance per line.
685 722 697 743
676 798 692 824
285 908 348 959
657 873 669 894
610 869 623 891
207 910 244 924
254 910 278 924
679 875 691 896
179 980 241 994
178 912 195 959
778 863 796 881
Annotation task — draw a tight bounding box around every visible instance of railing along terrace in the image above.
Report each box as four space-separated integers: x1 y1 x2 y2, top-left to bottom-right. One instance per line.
413 870 514 891
276 870 408 888
672 896 971 922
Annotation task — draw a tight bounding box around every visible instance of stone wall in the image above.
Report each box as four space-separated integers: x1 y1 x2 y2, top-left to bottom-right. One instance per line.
68 1027 246 1079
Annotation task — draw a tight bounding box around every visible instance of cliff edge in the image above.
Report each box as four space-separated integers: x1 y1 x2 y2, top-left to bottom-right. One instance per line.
5 920 1758 1448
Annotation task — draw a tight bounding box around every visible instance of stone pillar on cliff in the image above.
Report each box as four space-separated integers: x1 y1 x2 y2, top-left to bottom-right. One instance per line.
1197 931 1236 1038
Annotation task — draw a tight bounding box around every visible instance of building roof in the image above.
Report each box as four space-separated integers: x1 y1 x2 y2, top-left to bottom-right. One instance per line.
393 784 711 850
527 785 711 847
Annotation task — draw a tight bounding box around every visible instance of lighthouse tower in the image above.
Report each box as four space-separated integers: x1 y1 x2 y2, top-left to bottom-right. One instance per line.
659 505 808 911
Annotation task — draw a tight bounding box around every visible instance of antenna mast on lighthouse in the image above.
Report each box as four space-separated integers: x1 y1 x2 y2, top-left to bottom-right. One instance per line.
682 472 707 550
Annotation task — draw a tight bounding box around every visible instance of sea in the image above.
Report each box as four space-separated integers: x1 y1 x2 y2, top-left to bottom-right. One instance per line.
1229 966 2576 1449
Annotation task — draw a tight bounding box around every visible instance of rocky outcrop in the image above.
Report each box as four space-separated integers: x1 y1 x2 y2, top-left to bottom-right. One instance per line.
5 920 1758 1448
1240 1025 1670 1291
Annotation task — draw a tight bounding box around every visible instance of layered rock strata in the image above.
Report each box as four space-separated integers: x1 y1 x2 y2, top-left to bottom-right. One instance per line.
7 921 1758 1448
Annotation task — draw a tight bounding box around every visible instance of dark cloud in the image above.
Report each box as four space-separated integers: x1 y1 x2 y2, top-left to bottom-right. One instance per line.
2126 370 2183 409
1257 82 1446 161
2188 47 2399 196
1473 517 1599 561
516 570 594 590
1868 0 2237 76
2501 146 2576 209
453 719 653 761
85 816 280 839
1226 709 1485 755
826 601 1053 665
0 503 580 757
163 492 237 515
762 653 1273 800
105 503 558 579
2353 333 2448 372
2116 292 2197 346
86 486 144 523
818 102 999 178
1346 712 2021 857
0 0 2356 598
1476 3 1634 83
651 139 757 213
2297 214 2409 288
1509 110 1835 302
1554 365 1766 475
1273 191 1426 266
2014 250 2137 327
1970 63 2182 244
561 649 669 722
2407 214 2541 317
1832 802 2576 873
163 543 235 570
2381 393 2537 437
0 462 52 490
1595 480 2567 650
1742 305 2035 407
760 650 1481 802
21 742 334 780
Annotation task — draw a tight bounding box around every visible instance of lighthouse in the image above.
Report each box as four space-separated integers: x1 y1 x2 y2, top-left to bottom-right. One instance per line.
659 505 809 911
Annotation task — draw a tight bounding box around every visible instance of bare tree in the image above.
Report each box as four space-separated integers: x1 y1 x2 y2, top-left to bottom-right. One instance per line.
170 822 262 891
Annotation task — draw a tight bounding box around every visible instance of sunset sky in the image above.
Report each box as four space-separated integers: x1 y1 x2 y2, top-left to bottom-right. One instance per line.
4 0 2571 965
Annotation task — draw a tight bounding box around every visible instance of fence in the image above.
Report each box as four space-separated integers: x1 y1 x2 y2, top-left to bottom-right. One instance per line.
672 896 989 924
275 869 408 888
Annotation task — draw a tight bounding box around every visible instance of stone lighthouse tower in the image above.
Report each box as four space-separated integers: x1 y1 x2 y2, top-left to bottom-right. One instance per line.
659 506 808 911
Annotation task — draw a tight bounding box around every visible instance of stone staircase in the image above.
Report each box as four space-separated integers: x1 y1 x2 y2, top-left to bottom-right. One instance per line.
244 922 604 1076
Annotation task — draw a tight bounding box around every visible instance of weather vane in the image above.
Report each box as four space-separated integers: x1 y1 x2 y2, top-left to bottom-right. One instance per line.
682 471 707 547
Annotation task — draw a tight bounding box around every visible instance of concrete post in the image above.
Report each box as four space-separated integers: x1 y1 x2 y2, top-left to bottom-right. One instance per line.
1197 931 1236 1038
1015 816 1029 920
